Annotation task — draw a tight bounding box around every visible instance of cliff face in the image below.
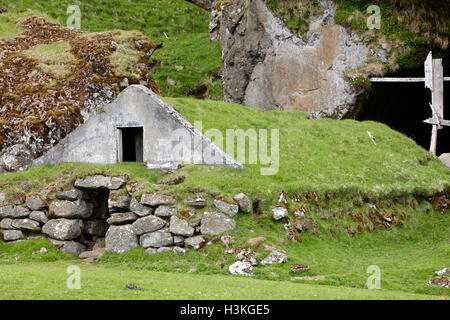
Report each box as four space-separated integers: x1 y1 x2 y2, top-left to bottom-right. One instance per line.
209 0 391 118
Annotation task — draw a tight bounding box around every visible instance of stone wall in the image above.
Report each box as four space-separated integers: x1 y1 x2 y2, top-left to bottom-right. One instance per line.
0 174 251 259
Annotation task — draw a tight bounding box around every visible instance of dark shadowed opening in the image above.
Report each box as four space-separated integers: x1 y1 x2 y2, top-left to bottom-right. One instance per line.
120 127 143 162
356 68 450 156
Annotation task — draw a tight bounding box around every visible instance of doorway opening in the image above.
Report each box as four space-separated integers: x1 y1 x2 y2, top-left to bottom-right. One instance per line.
118 127 143 162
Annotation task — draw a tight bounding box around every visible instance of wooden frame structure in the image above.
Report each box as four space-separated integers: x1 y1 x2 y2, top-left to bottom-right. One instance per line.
370 52 449 155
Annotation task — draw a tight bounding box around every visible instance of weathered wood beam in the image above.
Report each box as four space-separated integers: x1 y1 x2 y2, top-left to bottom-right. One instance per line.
370 77 450 82
423 118 450 127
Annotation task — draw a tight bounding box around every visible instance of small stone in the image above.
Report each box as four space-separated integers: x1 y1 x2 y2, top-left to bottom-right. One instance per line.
31 247 48 255
291 263 311 273
25 194 47 211
169 216 194 237
261 250 288 265
29 211 48 224
436 268 450 276
427 276 450 288
200 212 236 235
0 218 14 229
184 235 207 250
247 236 266 246
233 193 251 213
140 193 175 206
79 248 106 260
145 248 157 255
108 191 131 212
184 197 206 208
125 283 145 291
106 212 139 225
303 218 313 231
173 247 186 256
157 247 173 254
173 236 185 246
2 230 24 241
140 230 173 248
272 206 288 221
235 248 258 266
154 205 176 217
49 239 86 256
179 209 196 219
214 198 239 217
56 189 84 201
130 198 153 217
132 215 166 235
11 219 41 232
220 235 234 247
229 261 253 276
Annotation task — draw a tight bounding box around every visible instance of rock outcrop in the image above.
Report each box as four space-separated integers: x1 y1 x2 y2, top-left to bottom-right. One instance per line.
210 0 378 118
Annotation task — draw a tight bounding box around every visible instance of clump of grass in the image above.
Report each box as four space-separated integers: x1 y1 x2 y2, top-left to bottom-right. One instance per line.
0 13 24 40
24 41 77 79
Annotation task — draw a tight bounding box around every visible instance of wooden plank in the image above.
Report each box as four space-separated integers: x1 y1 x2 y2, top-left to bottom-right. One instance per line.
429 125 438 155
425 51 433 89
369 77 450 82
423 118 450 126
432 59 444 119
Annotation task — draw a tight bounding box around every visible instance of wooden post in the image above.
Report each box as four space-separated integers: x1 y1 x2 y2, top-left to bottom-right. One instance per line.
429 59 444 155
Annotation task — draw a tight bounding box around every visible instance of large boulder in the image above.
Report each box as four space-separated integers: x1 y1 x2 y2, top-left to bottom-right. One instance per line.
49 200 93 219
139 229 174 248
131 215 166 235
105 225 138 254
200 212 236 235
169 216 194 237
42 219 84 240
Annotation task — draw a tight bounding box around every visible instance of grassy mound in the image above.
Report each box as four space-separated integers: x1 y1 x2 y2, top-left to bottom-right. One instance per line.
0 0 223 100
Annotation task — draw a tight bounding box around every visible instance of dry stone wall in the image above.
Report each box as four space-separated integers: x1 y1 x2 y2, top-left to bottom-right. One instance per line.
0 174 251 258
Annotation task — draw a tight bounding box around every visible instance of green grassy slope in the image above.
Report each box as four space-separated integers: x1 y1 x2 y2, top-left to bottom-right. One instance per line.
0 0 223 99
0 98 449 299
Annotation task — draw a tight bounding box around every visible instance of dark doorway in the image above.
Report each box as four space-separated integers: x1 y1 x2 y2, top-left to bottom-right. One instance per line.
119 127 143 162
356 68 450 155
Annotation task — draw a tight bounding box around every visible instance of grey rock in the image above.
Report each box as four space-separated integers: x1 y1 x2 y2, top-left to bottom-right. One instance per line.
0 218 14 229
29 211 48 224
439 153 450 169
56 189 84 201
183 197 206 208
184 235 207 250
25 194 47 211
2 229 24 241
261 250 288 265
83 219 109 236
272 206 288 221
93 237 106 250
49 200 93 219
233 193 251 213
0 144 33 172
302 218 313 230
200 212 236 235
79 248 106 260
131 215 166 235
213 198 239 216
229 261 253 276
108 191 131 212
11 219 41 232
154 205 175 217
105 225 138 254
74 175 127 190
173 247 186 256
173 235 185 246
157 247 173 254
106 212 138 225
140 193 175 206
130 198 153 217
42 219 84 240
0 192 5 203
0 205 30 219
50 239 86 256
145 247 157 255
140 230 173 248
169 216 194 237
